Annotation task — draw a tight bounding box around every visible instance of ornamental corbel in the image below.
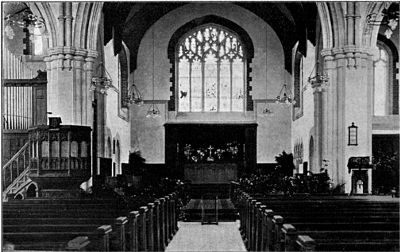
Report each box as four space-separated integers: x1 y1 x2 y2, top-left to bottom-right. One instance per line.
333 50 347 68
64 54 73 71
345 52 356 69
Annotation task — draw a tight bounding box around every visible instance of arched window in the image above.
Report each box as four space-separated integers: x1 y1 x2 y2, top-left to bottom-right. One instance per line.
177 24 246 112
373 39 398 116
106 137 112 158
116 140 120 174
32 27 43 55
118 46 129 108
374 46 390 116
293 52 303 109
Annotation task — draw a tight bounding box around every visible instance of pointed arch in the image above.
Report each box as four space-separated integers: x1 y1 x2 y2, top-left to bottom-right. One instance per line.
75 3 91 49
328 2 346 48
316 2 333 49
28 3 57 47
362 2 391 48
87 3 104 51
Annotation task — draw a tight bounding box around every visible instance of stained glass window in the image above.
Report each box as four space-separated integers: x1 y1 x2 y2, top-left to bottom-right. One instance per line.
177 25 245 112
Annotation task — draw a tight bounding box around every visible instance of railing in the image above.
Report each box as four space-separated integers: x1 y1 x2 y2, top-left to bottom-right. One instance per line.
231 183 316 251
2 166 32 201
2 142 30 191
65 192 180 251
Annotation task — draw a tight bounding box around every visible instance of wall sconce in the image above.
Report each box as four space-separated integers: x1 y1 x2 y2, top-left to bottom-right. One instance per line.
348 122 358 146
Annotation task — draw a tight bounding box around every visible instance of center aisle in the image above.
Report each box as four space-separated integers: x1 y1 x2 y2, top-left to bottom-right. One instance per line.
166 221 247 252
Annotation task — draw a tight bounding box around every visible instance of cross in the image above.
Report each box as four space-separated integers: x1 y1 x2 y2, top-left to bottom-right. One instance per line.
207 145 214 157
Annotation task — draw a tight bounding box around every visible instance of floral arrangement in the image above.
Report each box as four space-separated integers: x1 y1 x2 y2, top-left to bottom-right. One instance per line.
183 142 240 163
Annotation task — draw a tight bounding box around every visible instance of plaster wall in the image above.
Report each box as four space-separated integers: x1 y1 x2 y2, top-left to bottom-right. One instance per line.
132 3 291 164
291 41 316 172
103 41 131 173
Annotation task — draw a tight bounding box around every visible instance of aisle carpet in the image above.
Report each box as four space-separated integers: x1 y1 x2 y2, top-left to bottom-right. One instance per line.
165 221 246 252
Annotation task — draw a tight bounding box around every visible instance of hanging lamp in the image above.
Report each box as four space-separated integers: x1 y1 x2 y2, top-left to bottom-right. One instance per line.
4 7 45 39
261 32 273 116
146 27 161 118
275 66 295 107
126 83 144 106
90 62 116 94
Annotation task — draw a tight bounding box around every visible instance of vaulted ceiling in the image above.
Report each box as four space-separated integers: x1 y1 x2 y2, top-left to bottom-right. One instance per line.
103 2 318 73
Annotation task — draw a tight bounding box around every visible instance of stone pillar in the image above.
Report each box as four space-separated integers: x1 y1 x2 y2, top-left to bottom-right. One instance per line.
312 82 324 173
320 47 374 193
45 48 97 126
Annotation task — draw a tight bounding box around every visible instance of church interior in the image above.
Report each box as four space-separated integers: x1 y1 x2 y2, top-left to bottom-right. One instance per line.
1 1 399 251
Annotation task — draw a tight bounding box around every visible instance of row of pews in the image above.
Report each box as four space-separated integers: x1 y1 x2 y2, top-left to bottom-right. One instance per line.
232 188 399 251
3 193 179 251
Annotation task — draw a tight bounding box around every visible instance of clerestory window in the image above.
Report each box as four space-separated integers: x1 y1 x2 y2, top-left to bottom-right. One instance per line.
177 24 246 112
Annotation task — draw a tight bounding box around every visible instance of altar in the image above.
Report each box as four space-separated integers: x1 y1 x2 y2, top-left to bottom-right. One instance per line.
184 163 237 183
164 123 257 182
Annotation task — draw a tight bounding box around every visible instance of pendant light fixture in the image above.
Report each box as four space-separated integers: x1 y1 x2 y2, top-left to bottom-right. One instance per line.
146 27 161 118
126 83 144 106
90 62 116 94
261 31 273 116
275 67 295 107
4 7 45 40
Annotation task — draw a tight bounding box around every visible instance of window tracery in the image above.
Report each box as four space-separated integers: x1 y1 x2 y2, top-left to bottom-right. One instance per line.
177 25 245 112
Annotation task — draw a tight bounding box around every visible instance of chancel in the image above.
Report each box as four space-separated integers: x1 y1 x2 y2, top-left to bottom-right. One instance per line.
1 1 399 251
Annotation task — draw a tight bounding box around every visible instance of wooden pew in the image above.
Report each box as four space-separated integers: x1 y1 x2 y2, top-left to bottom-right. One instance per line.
231 188 399 251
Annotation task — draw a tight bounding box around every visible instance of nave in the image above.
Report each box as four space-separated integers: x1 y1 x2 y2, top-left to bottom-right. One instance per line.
2 1 399 251
3 183 399 251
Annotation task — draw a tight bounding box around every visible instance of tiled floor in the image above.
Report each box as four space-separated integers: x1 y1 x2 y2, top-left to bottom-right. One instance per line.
166 221 247 252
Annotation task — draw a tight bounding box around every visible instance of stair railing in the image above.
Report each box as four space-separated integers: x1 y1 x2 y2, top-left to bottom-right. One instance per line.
2 142 30 191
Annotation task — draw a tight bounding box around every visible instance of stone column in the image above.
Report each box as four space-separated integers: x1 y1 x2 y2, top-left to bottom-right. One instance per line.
321 47 374 193
44 48 97 126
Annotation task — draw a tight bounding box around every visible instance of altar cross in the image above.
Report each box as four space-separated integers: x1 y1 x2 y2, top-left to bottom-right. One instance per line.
207 145 214 157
